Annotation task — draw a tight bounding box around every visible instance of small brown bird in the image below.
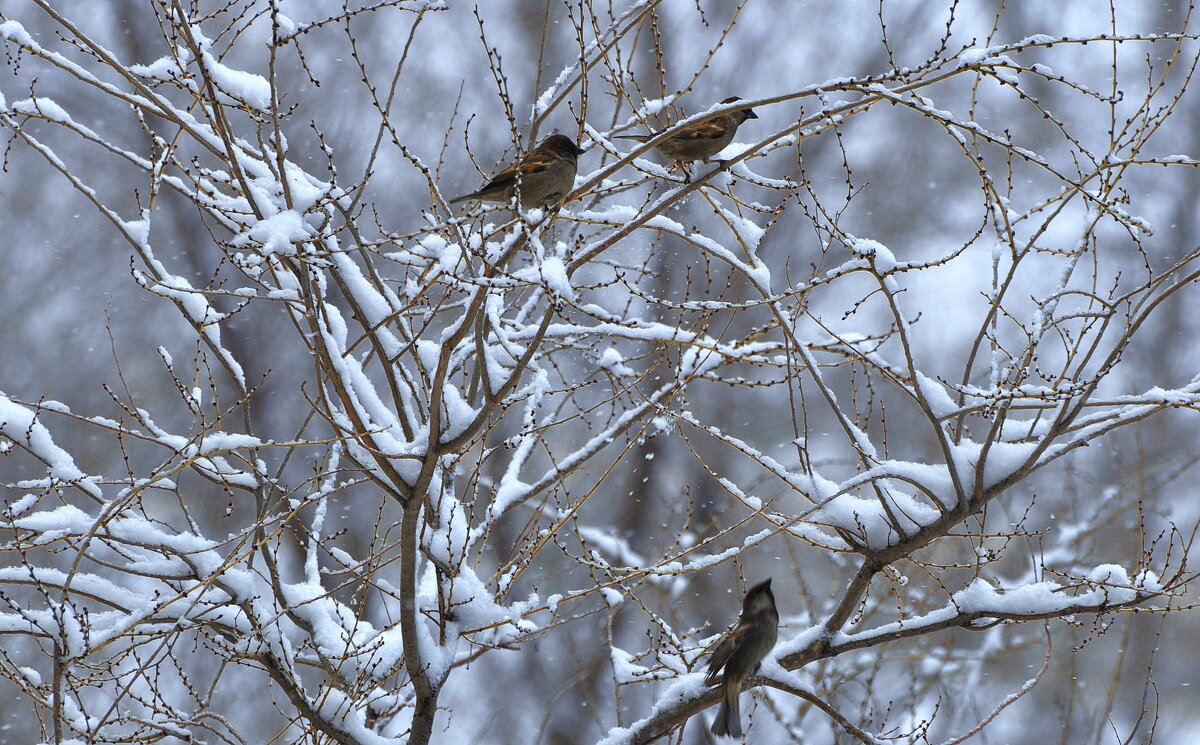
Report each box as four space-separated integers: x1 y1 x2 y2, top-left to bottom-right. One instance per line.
705 578 779 738
617 97 758 165
449 133 585 208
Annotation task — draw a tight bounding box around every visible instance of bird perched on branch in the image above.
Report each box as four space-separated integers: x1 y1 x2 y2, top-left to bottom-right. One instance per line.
705 578 779 738
617 96 758 166
449 133 585 208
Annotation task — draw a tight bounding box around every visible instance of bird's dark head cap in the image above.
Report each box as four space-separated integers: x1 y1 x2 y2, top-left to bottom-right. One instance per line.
543 133 586 156
721 96 759 119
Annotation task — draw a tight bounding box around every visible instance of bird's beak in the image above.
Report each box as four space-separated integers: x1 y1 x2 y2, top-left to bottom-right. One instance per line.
744 109 759 120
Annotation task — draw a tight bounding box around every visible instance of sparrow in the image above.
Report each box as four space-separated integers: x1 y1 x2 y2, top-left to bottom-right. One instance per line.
704 578 779 738
449 133 585 208
616 96 758 165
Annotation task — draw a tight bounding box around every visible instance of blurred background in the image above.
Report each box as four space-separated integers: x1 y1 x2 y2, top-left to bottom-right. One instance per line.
2 1 1199 743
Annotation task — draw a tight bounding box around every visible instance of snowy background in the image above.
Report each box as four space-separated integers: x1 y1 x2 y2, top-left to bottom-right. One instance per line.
2 1 1199 743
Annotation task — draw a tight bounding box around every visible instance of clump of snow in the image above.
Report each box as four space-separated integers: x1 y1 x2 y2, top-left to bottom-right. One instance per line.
274 13 297 36
10 503 94 536
538 256 575 300
636 96 674 117
239 210 313 256
129 51 185 80
0 394 99 496
437 383 478 442
1088 564 1130 585
200 50 271 110
11 97 72 123
1087 564 1141 603
598 347 635 376
601 587 624 606
610 646 649 683
850 237 897 272
314 688 395 745
1135 569 1163 593
424 492 469 568
958 47 991 66
1020 34 1057 46
915 372 958 418
197 432 263 454
0 20 34 46
2 494 39 519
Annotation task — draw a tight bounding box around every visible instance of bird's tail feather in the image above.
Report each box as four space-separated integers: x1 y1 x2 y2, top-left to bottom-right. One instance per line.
710 687 741 738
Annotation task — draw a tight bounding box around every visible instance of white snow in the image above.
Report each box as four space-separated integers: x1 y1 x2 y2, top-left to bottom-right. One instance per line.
598 347 636 376
0 394 99 496
200 50 272 110
850 237 897 272
239 209 312 256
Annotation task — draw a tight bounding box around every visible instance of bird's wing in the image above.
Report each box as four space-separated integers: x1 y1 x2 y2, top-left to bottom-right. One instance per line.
478 147 558 189
515 148 559 177
479 160 519 189
704 623 750 683
673 118 730 142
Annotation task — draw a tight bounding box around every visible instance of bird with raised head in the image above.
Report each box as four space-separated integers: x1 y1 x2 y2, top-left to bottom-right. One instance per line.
449 133 585 209
704 578 779 738
617 97 758 166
